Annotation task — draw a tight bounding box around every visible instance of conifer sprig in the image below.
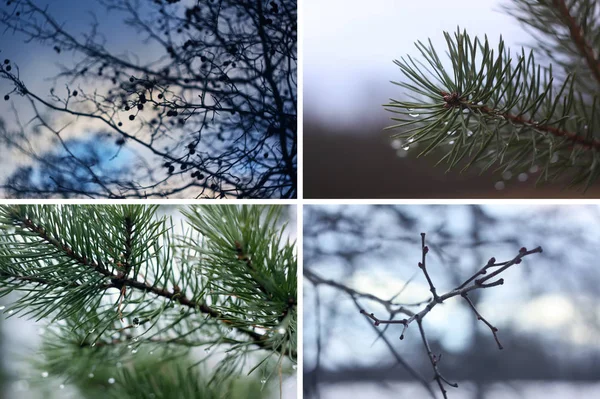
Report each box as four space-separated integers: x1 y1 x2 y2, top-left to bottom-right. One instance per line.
0 204 296 391
505 0 600 94
385 27 600 189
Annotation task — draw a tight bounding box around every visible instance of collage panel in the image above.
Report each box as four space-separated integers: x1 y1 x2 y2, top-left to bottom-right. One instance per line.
304 0 600 198
304 204 600 398
0 204 297 398
0 0 297 199
3 0 600 398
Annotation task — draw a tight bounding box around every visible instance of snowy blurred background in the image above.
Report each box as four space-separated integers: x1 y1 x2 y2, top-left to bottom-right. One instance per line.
303 0 600 198
303 204 600 398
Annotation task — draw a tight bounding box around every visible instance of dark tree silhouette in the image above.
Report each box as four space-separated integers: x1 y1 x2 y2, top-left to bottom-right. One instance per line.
0 0 297 198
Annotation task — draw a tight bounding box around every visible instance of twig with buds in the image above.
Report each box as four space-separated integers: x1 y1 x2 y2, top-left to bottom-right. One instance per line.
359 233 543 399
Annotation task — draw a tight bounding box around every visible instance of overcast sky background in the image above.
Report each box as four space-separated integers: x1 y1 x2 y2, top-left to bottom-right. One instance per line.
303 0 532 127
304 204 600 398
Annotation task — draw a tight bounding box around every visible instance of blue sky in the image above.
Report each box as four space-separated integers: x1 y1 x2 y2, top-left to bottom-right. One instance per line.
0 0 167 194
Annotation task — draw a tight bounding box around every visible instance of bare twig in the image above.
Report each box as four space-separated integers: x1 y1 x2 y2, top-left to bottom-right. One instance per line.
360 233 543 398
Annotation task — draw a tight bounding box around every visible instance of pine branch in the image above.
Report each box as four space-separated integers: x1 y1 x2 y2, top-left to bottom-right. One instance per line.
0 204 297 385
506 0 600 94
385 28 600 190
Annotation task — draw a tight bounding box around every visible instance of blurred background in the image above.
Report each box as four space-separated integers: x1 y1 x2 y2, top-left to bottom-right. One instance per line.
0 205 297 399
303 204 600 399
303 0 600 198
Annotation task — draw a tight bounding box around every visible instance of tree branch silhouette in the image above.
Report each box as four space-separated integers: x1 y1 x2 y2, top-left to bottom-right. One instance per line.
359 233 543 399
0 0 297 198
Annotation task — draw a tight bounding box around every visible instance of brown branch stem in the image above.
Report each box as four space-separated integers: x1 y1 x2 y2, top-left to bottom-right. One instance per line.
552 0 600 87
466 102 600 151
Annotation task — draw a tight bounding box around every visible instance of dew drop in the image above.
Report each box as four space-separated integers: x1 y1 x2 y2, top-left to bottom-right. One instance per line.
108 377 115 384
402 145 410 151
89 329 95 333
467 130 474 137
14 380 29 392
88 373 94 378
91 342 96 347
494 181 505 191
292 365 297 370
391 139 403 150
277 328 286 335
7 310 13 315
41 372 49 378
133 337 139 342
149 351 154 355
518 173 528 182
127 345 132 349
260 378 267 384
0 306 5 310
60 384 65 389
448 140 455 145
132 349 138 354
396 149 408 158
